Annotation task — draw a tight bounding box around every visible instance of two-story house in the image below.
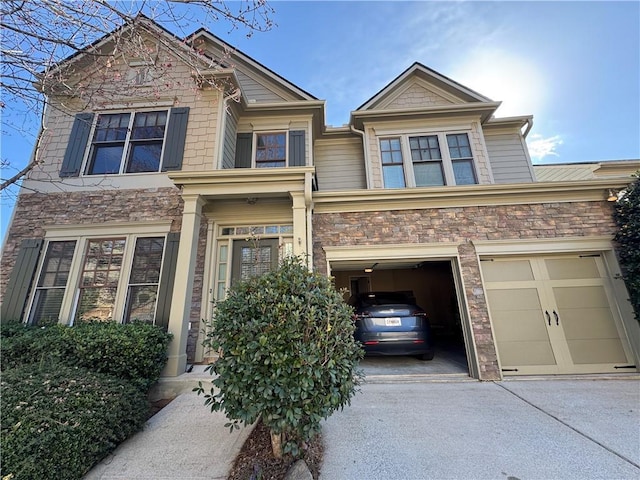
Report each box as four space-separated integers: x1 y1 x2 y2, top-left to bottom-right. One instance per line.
2 17 638 381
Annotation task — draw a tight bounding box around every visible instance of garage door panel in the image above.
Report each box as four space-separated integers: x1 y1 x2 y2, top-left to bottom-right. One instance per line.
567 339 628 364
545 257 600 280
482 260 534 282
553 286 609 309
487 288 543 311
491 310 550 341
497 341 557 366
560 308 618 340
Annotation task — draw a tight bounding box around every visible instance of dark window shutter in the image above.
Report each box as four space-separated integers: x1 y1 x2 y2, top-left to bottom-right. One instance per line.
154 232 180 330
234 133 252 168
289 130 305 167
60 113 94 177
162 107 190 172
1 239 43 322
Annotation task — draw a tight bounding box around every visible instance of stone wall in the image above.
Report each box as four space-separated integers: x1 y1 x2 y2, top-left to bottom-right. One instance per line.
1 187 206 363
312 201 618 380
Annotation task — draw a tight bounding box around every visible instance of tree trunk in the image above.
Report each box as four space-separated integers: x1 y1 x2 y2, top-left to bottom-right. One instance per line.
270 430 283 459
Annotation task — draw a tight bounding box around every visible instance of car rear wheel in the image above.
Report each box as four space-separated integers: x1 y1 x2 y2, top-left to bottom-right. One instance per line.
419 351 435 361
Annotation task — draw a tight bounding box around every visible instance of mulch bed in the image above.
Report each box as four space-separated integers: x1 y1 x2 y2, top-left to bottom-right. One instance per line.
227 419 324 480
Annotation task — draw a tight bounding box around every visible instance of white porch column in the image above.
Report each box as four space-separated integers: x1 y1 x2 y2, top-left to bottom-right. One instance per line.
163 194 205 376
291 191 308 259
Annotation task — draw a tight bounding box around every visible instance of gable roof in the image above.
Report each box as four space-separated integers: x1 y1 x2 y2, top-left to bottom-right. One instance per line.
357 62 493 111
189 29 318 102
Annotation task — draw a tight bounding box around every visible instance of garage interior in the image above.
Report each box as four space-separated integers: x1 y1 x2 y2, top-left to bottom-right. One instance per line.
331 259 471 378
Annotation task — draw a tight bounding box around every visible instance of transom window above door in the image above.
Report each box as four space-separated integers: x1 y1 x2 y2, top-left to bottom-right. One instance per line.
86 110 167 175
380 132 478 188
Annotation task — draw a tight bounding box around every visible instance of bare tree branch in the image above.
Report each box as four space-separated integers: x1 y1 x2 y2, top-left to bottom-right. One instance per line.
0 0 275 192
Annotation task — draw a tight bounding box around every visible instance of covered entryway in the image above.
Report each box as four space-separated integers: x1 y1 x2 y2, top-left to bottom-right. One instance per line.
482 254 637 375
329 256 472 378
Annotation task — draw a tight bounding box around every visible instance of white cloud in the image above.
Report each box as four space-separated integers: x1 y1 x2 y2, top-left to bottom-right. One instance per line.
527 134 564 161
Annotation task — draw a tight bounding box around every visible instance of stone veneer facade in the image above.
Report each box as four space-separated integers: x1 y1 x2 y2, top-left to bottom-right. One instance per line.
312 200 618 380
0 187 207 362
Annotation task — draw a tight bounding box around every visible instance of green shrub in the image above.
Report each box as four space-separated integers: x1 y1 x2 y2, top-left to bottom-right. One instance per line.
1 321 172 390
60 321 172 390
1 362 149 480
0 323 70 370
196 256 363 458
614 173 640 322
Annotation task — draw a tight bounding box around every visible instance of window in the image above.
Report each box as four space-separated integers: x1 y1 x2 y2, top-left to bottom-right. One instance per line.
124 237 165 323
86 111 167 175
233 130 305 168
76 238 126 322
379 132 478 188
380 138 406 188
409 135 445 186
447 133 477 185
29 241 76 326
255 132 286 168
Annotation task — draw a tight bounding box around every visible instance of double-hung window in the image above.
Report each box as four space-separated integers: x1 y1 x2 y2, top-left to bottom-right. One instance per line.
29 241 77 325
380 132 478 188
232 130 305 169
86 110 167 175
255 132 286 168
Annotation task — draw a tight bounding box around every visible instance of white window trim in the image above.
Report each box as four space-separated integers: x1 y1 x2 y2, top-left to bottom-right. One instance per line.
380 130 478 188
28 223 171 326
81 109 170 176
251 130 289 168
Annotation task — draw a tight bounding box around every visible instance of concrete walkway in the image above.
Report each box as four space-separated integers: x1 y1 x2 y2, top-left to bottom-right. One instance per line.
83 372 640 480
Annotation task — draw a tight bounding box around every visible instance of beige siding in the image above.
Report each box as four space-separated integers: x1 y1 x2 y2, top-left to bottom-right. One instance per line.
25 50 218 185
315 138 366 191
236 70 286 103
385 82 455 109
485 132 535 183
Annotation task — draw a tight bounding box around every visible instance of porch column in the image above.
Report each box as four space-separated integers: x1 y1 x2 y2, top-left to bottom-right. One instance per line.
291 191 308 259
163 194 205 376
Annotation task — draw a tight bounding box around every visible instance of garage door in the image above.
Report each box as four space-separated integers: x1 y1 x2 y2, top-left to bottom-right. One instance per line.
482 254 636 375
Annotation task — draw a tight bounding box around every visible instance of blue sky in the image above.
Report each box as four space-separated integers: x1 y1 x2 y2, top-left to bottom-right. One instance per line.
1 1 639 240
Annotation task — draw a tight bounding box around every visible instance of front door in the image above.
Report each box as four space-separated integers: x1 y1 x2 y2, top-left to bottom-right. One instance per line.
482 254 635 375
231 239 280 285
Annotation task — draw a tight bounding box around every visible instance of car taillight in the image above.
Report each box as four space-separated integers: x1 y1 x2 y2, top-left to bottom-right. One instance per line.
364 340 379 345
412 311 427 317
354 311 371 319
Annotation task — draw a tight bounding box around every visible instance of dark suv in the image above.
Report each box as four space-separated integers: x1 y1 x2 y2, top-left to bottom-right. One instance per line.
348 291 434 360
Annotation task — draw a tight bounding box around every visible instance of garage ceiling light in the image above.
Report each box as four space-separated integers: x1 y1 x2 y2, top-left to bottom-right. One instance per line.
364 262 378 273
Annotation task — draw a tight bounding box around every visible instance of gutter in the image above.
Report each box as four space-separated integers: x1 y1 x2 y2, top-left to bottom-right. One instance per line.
350 125 372 188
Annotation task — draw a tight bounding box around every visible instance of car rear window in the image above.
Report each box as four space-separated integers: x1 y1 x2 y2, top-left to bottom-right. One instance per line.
359 292 412 306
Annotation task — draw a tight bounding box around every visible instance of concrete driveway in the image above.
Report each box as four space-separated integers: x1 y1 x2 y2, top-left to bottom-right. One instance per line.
320 377 640 480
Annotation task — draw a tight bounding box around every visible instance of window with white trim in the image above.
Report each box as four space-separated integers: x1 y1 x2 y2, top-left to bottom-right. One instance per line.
255 132 286 168
86 110 167 175
380 132 478 188
27 233 168 326
29 241 77 326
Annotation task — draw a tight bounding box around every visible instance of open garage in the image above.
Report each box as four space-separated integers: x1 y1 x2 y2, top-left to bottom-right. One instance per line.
329 258 472 378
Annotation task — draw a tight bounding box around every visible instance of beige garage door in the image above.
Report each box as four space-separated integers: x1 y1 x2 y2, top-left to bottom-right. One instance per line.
482 254 636 375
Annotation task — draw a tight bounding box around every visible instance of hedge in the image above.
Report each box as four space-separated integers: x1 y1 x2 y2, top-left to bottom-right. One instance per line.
1 321 172 390
1 363 149 480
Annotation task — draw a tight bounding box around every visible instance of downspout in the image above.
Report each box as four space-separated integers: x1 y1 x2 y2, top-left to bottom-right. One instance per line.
305 170 313 271
522 117 534 138
350 124 372 188
216 87 242 168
